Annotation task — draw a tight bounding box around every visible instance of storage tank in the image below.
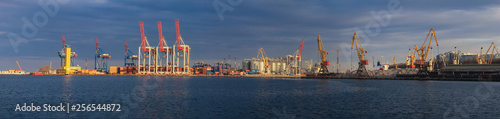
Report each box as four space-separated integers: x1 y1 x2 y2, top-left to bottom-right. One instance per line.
272 62 276 72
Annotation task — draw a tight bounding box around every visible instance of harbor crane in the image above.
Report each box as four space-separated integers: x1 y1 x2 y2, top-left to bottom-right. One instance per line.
257 48 270 74
157 21 173 74
415 28 439 75
286 39 305 75
407 46 418 68
174 19 191 74
138 21 156 74
479 42 500 64
316 35 334 76
351 33 369 77
95 38 111 73
124 40 138 67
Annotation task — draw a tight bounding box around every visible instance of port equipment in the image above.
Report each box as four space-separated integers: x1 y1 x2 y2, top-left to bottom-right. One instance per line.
16 61 23 72
479 42 499 64
407 46 418 68
57 35 81 74
286 39 305 75
394 57 398 69
95 38 111 73
138 21 157 74
415 28 439 75
124 40 138 67
316 35 331 75
156 21 173 74
351 33 369 77
173 19 191 74
257 48 270 74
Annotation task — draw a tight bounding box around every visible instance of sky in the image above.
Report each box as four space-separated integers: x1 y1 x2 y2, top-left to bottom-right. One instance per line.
1 0 500 72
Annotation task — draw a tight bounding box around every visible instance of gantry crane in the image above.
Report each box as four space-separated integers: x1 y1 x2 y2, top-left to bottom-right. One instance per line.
479 42 500 64
124 40 138 67
257 48 270 74
138 21 156 74
407 46 418 68
351 33 369 76
95 38 111 73
156 21 173 74
174 19 191 74
316 35 332 75
415 28 439 75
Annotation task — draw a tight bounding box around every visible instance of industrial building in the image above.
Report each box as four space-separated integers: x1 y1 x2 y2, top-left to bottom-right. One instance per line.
242 58 288 74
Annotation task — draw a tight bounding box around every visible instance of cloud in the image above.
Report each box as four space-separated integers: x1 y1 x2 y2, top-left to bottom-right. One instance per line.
1 0 500 72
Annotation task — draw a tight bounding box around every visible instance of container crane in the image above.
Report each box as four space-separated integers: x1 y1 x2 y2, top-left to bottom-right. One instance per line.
138 21 156 74
316 35 333 75
257 48 270 74
415 28 439 75
173 19 191 74
156 21 173 74
351 33 369 77
95 38 111 73
124 40 138 67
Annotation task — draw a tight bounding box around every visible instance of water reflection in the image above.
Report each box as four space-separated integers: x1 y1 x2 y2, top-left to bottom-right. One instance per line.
59 75 72 117
132 76 190 118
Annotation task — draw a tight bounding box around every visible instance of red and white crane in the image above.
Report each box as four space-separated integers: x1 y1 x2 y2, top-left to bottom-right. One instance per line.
156 21 173 74
173 19 191 74
287 39 305 75
138 21 156 74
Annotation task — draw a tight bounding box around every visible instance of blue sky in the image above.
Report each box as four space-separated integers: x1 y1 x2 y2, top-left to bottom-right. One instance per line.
1 0 500 72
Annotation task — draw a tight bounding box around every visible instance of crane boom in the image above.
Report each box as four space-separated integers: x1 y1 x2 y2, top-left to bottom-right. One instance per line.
125 40 129 56
157 21 165 52
62 35 65 48
351 33 366 62
175 19 182 51
16 61 22 71
139 21 147 52
95 38 99 54
298 39 305 60
419 28 439 62
481 42 500 64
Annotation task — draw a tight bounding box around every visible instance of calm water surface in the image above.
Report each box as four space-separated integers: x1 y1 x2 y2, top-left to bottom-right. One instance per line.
0 75 499 118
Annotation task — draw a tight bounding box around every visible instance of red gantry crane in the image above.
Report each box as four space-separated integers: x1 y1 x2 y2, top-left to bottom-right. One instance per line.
173 19 191 74
157 21 173 74
138 21 156 74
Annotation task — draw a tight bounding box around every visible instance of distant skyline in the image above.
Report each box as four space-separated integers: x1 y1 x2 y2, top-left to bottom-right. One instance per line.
1 0 500 72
